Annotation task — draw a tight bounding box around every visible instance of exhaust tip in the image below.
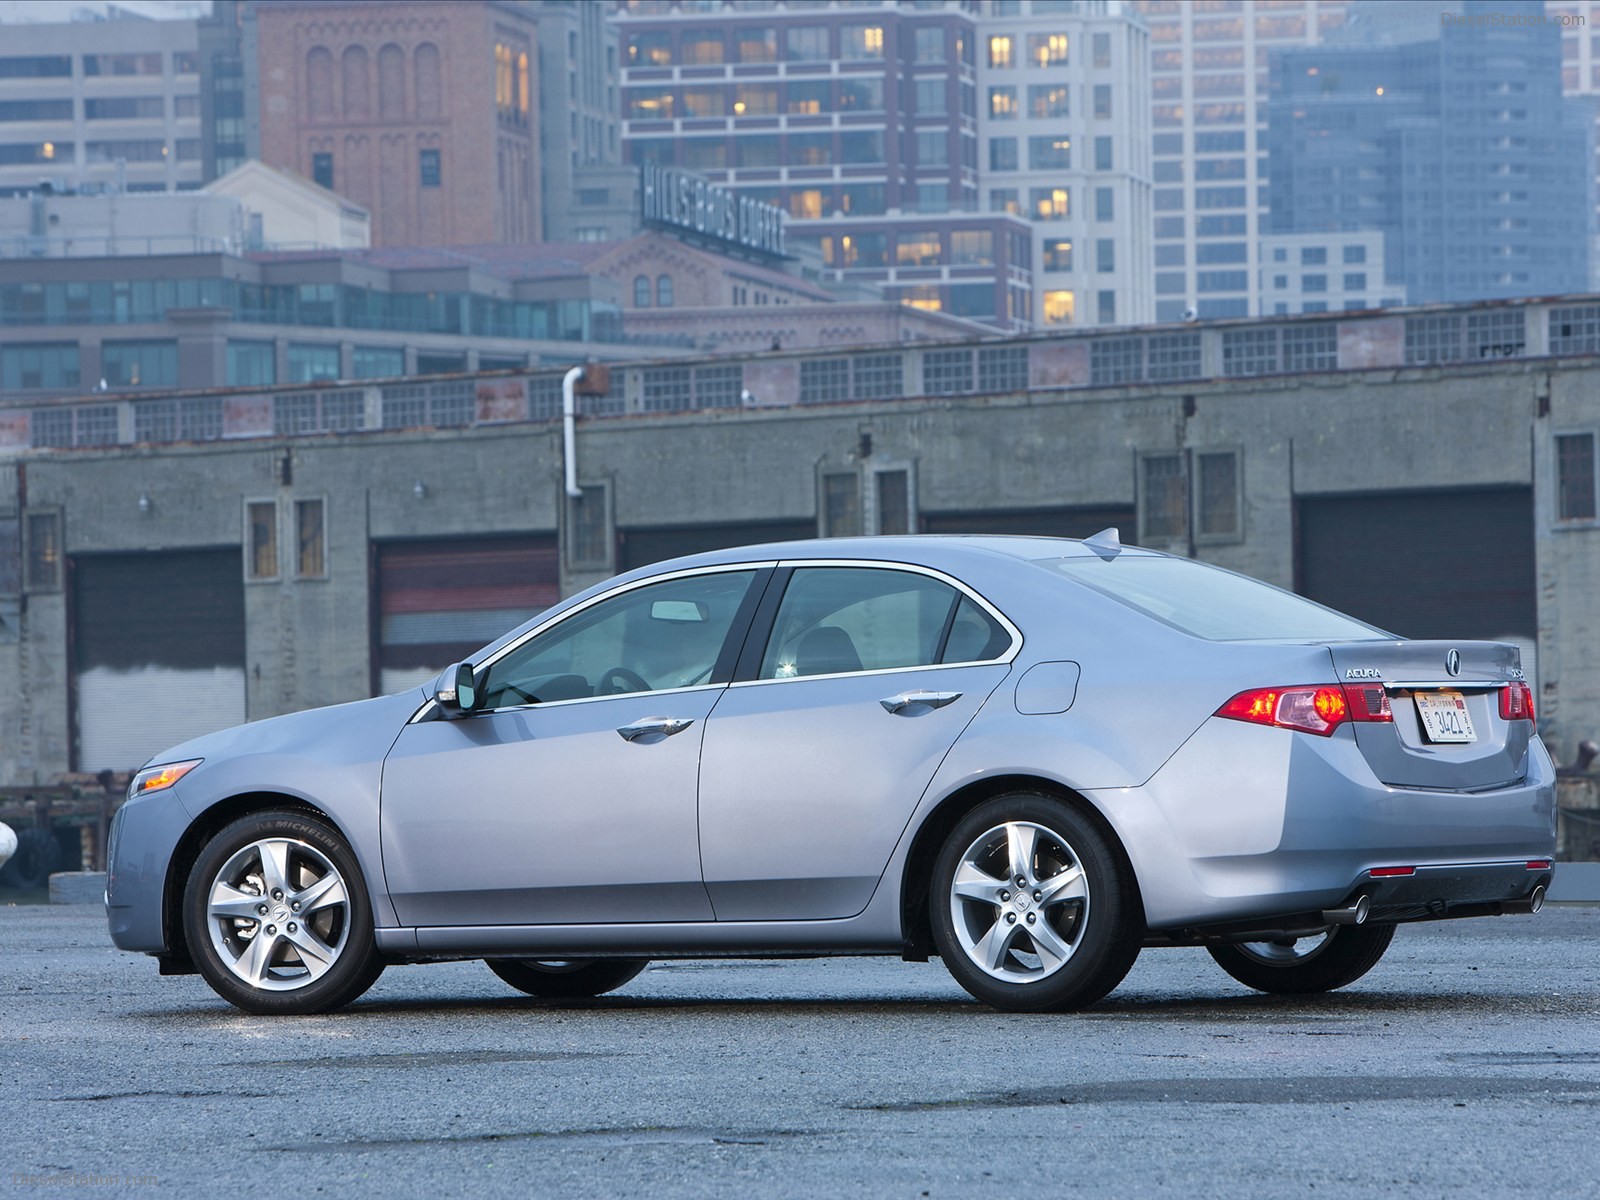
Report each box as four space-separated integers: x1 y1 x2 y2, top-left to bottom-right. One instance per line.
1321 895 1371 926
1352 893 1371 924
1529 884 1545 914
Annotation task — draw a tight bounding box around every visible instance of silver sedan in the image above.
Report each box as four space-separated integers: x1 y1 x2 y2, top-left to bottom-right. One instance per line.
106 533 1556 1014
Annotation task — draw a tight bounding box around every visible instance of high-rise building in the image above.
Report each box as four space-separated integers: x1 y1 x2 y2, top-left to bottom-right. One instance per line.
0 10 203 197
1552 0 1600 288
1133 0 1350 321
530 0 637 242
196 0 259 183
253 0 542 247
1267 0 1592 305
617 0 1039 330
975 0 1152 328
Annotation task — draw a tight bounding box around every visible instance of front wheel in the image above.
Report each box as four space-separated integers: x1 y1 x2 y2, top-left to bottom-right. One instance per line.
182 809 384 1015
486 958 649 998
1207 923 1396 995
929 793 1142 1013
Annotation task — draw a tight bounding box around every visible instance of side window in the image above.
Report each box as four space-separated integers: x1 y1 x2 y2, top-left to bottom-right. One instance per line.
941 595 1010 663
481 569 756 709
759 567 963 680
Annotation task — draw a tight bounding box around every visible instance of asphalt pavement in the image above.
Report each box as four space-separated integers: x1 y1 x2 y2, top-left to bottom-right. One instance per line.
4 902 1599 1199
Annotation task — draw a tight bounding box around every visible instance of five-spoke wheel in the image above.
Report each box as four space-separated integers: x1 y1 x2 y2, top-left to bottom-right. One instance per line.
183 810 383 1014
930 793 1140 1012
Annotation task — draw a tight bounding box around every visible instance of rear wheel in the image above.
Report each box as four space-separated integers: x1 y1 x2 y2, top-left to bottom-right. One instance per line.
1207 923 1396 995
929 793 1141 1012
182 810 384 1015
486 958 649 998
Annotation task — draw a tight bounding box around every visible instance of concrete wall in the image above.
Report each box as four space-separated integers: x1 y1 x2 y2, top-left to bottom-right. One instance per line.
5 351 1600 783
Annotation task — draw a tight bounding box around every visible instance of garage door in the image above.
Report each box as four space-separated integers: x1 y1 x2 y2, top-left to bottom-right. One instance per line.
73 549 245 774
618 520 816 572
374 536 559 695
1296 487 1537 681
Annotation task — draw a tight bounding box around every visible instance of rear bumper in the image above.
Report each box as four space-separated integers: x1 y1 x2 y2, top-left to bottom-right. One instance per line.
1089 718 1557 931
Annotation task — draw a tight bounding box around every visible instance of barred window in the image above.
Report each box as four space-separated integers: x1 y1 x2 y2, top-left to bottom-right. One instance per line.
24 509 62 591
823 472 861 537
852 353 903 400
32 405 117 448
275 389 366 435
1404 314 1463 364
1139 453 1186 542
245 500 278 581
1146 332 1201 382
568 483 610 568
1556 432 1597 522
1196 450 1240 539
134 398 223 443
295 498 326 578
922 349 973 396
1466 309 1525 360
696 364 743 409
1221 328 1279 377
1550 304 1600 356
1090 337 1143 386
642 365 692 413
977 345 1028 393
1281 323 1337 373
801 358 851 404
527 375 564 421
876 468 912 534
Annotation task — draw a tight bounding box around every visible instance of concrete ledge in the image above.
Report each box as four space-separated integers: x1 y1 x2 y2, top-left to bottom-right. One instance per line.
48 871 106 905
1549 862 1600 903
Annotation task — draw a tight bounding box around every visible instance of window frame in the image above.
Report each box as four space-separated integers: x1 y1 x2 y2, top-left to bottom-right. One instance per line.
293 496 328 580
243 497 279 582
22 507 62 593
1554 428 1599 528
424 563 774 720
731 559 1023 688
1192 446 1244 545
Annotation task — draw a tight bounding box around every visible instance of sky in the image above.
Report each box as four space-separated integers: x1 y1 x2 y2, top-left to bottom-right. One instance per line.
0 0 210 21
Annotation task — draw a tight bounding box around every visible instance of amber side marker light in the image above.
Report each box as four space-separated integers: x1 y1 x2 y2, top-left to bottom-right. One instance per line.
129 759 202 797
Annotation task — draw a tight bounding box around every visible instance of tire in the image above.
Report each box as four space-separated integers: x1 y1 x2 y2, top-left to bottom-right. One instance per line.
0 827 63 891
182 809 384 1015
1207 923 1396 995
486 957 649 999
929 793 1142 1013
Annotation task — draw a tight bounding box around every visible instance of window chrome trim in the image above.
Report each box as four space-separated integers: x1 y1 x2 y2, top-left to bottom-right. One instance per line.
408 561 776 723
730 557 1024 687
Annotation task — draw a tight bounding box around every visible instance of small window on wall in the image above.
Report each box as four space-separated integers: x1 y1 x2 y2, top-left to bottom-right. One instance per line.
876 468 913 535
656 275 674 307
633 275 651 307
23 509 61 592
1138 453 1186 544
567 483 612 571
1195 450 1242 542
1556 432 1598 523
822 472 861 538
295 498 326 578
312 151 333 190
245 500 278 581
419 148 441 187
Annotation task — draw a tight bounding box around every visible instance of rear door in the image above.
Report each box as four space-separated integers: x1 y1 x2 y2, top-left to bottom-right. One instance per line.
697 563 1016 921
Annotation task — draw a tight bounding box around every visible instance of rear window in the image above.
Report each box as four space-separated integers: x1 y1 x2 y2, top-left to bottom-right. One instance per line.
1044 555 1387 642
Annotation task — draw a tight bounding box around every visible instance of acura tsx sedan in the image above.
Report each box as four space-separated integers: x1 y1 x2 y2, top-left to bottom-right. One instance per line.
106 532 1555 1015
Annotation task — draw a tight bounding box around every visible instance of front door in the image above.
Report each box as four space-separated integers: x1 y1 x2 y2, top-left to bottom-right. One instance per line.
381 567 762 927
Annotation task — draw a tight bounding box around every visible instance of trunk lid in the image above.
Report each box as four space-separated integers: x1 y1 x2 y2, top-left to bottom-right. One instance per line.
1326 640 1531 790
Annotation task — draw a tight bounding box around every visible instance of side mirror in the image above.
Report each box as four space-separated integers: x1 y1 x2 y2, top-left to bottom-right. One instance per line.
436 662 483 715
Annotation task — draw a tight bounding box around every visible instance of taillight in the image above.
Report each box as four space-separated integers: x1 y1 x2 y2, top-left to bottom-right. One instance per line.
1216 685 1349 736
1499 682 1536 723
1217 681 1396 736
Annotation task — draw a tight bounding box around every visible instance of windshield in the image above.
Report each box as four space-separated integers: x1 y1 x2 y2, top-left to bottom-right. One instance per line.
1045 555 1387 642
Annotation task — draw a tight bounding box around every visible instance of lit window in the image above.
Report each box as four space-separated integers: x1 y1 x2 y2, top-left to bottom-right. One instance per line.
1042 290 1076 325
989 87 1017 119
1028 33 1068 67
988 36 1013 69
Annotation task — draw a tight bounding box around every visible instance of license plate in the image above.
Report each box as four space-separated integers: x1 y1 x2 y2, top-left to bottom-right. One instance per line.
1414 690 1476 743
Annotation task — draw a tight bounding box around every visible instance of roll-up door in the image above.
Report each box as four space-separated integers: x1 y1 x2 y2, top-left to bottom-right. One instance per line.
922 505 1136 539
73 549 245 773
1296 487 1536 662
374 535 558 695
618 520 815 572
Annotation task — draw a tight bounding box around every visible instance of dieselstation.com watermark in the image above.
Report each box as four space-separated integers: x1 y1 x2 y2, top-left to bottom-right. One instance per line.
1443 9 1586 26
11 1172 158 1189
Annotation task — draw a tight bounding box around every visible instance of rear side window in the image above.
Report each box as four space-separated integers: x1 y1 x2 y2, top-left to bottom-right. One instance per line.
758 567 1011 679
1046 555 1385 642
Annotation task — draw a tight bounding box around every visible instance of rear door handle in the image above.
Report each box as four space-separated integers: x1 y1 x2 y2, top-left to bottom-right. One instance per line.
616 717 695 743
879 691 963 715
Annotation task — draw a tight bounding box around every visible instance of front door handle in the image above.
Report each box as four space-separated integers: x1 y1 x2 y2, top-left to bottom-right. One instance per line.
879 691 963 715
616 717 696 743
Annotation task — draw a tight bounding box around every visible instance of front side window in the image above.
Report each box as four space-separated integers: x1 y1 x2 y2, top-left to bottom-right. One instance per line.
757 567 1008 681
481 569 757 708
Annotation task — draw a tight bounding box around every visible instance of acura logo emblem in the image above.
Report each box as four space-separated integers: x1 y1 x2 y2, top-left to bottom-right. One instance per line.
1446 649 1461 677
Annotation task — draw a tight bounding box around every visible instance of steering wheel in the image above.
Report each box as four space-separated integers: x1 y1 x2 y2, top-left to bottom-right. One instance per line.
596 665 651 695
